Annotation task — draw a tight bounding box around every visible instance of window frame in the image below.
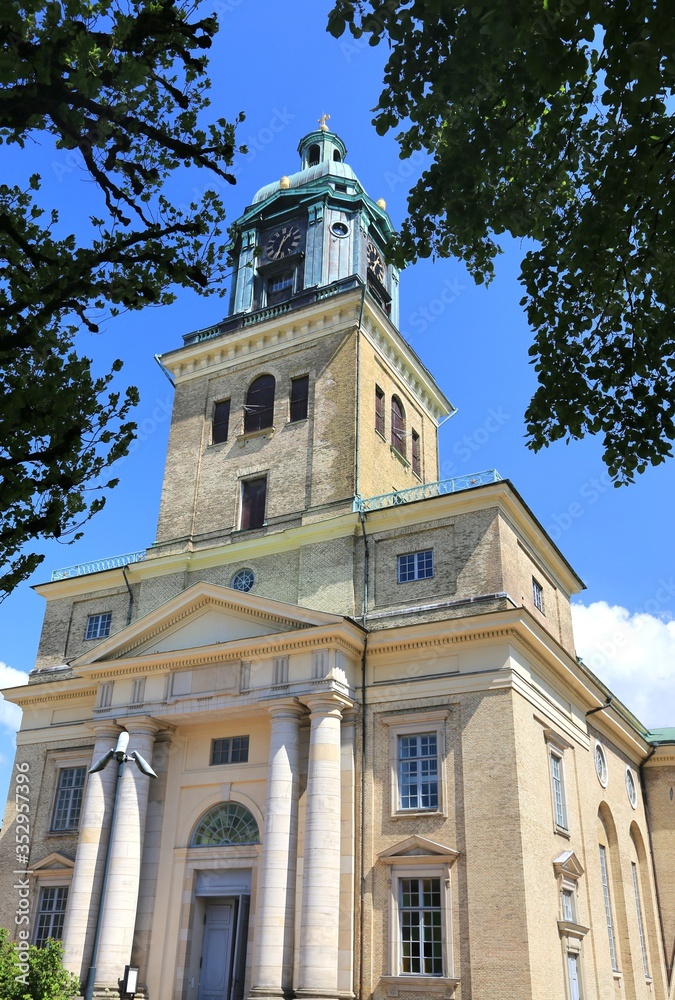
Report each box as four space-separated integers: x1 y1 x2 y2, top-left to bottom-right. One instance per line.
411 429 421 477
211 399 231 445
625 767 638 809
382 712 449 819
397 549 434 584
594 742 608 787
599 843 620 973
50 766 86 833
631 862 650 979
244 375 275 434
240 475 267 530
532 577 545 613
379 851 459 990
210 735 250 766
375 385 385 437
84 611 112 641
289 374 310 422
391 395 406 457
544 730 572 836
34 885 69 947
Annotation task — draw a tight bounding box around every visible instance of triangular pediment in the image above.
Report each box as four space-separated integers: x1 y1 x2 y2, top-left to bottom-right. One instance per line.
378 835 460 864
72 582 346 665
31 852 75 873
553 851 585 880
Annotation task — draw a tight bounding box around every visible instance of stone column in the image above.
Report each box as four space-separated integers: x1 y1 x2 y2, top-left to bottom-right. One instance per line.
250 700 304 1000
94 717 160 989
297 694 349 1000
63 722 121 982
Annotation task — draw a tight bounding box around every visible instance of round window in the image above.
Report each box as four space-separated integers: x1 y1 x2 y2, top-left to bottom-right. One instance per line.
231 568 255 593
594 742 608 787
331 221 349 238
626 767 638 808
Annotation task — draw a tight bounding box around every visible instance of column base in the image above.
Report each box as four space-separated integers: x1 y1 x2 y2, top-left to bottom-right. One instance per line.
248 990 292 1000
295 990 350 1000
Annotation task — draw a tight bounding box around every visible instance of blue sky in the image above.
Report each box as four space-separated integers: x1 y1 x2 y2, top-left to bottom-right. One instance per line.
2 1 674 805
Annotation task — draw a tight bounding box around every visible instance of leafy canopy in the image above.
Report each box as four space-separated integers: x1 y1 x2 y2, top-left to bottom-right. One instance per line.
328 0 675 484
0 0 241 597
0 929 80 1000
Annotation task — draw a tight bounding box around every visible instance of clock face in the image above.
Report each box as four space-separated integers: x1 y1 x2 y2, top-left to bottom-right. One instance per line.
367 240 385 282
265 224 302 261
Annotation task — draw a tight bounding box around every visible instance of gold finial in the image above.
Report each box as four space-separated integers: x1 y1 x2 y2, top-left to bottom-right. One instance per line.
376 198 387 210
318 113 331 132
279 175 290 189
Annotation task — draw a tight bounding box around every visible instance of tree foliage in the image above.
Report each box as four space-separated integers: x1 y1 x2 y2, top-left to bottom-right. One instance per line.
0 929 80 1000
328 0 675 484
0 0 241 597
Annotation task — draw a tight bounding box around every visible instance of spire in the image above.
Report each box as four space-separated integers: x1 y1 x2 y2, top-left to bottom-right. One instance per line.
297 125 347 170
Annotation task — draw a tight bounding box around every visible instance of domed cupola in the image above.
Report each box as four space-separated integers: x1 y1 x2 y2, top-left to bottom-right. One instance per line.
224 118 400 329
298 118 347 169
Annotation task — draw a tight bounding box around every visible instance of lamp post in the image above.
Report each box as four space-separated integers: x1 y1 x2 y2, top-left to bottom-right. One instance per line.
83 731 157 1000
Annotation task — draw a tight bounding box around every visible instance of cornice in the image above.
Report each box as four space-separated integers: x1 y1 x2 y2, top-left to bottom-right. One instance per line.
10 685 96 708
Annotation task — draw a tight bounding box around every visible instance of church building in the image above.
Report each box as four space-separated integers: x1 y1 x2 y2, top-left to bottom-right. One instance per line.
1 123 674 1000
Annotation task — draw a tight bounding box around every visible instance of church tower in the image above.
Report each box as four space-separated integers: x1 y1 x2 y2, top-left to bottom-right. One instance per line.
152 122 454 556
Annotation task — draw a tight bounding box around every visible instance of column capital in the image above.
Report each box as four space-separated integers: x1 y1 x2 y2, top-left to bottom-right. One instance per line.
266 698 305 721
87 721 123 741
301 692 353 719
116 715 164 739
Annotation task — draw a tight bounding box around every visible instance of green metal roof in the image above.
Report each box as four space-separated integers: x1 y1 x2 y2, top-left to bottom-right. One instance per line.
646 727 675 746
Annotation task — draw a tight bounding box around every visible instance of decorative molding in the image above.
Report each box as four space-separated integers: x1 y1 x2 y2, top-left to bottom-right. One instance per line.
378 835 459 865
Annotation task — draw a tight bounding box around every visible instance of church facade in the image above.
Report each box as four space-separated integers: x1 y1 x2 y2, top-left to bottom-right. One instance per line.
1 125 674 1000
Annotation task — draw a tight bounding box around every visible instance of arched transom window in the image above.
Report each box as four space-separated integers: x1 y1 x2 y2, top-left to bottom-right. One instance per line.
191 803 260 846
244 374 275 433
391 396 406 457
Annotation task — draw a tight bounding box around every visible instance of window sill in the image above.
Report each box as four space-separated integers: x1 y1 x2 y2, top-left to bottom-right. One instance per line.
287 417 308 426
380 976 459 996
390 445 409 467
554 824 571 839
612 971 623 982
237 427 275 441
375 428 386 443
391 809 446 820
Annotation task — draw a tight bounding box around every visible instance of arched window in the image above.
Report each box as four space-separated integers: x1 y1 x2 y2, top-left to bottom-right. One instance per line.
308 144 320 167
244 374 275 432
391 396 406 457
333 149 341 162
191 803 260 846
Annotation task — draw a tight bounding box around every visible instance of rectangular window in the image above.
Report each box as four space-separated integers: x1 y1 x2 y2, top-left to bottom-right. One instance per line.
412 430 421 476
52 767 86 831
398 733 439 810
631 862 650 978
375 385 385 436
266 270 294 305
241 476 267 530
290 375 309 422
212 399 231 444
35 887 68 947
550 751 568 830
211 736 250 766
599 845 619 972
399 877 444 976
397 550 434 584
533 577 545 613
561 889 575 922
84 612 112 641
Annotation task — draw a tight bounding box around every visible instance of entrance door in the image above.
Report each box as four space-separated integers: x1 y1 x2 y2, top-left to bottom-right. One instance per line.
198 901 235 1000
567 952 581 1000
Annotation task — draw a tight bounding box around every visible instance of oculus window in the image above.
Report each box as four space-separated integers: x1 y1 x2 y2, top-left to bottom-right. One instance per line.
398 550 434 584
84 612 112 641
231 568 255 593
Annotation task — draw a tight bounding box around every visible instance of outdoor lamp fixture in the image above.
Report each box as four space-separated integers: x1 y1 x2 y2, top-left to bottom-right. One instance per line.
83 731 158 1000
119 964 140 998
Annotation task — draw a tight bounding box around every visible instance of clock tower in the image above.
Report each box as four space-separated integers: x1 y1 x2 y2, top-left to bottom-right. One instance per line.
227 124 400 325
152 123 452 557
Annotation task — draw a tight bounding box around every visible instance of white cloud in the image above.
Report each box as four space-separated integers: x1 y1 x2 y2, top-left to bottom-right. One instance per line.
571 602 675 730
0 662 29 733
